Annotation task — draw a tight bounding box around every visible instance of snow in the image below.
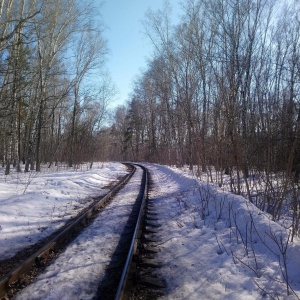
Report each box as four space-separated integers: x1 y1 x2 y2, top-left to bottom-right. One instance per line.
145 164 300 299
0 162 128 260
15 166 143 300
1 162 300 299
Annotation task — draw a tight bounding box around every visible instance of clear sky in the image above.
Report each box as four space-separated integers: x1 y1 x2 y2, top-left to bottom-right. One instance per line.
100 0 181 108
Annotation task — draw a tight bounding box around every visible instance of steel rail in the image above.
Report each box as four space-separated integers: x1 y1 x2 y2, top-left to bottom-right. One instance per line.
0 163 136 299
114 164 148 300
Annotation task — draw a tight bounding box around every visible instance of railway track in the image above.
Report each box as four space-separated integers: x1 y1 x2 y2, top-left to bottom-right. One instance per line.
0 163 159 300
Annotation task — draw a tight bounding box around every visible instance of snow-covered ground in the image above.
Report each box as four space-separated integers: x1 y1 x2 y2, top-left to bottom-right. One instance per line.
0 162 128 261
15 166 143 300
146 163 300 300
1 162 300 299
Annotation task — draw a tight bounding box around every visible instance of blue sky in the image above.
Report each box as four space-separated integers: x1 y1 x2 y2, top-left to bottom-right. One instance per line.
100 0 180 108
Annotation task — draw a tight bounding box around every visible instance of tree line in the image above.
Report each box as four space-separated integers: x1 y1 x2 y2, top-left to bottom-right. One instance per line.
2 0 300 235
0 0 112 175
108 0 300 230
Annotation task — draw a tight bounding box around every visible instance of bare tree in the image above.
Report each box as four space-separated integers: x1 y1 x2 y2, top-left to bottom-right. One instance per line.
67 25 108 167
0 0 112 173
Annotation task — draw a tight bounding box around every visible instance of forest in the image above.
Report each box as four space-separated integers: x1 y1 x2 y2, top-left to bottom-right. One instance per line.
1 1 300 234
109 0 300 235
0 0 112 174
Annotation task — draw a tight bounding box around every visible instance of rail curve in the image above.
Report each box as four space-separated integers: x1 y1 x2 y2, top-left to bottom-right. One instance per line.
0 163 137 299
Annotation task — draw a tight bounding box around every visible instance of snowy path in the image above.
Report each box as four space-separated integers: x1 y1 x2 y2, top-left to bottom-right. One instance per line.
145 164 300 300
14 167 143 300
